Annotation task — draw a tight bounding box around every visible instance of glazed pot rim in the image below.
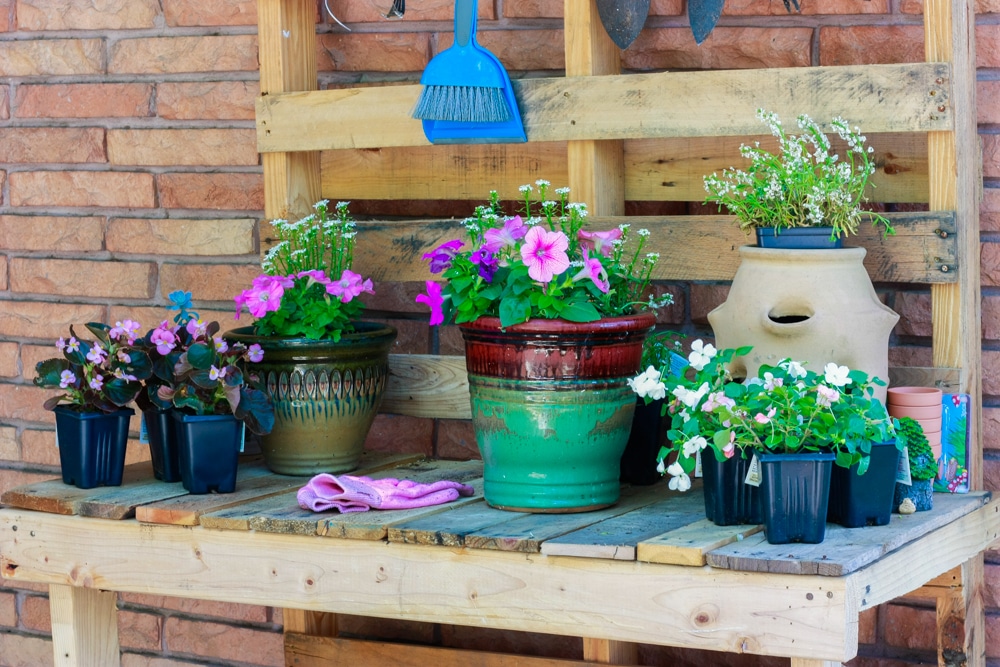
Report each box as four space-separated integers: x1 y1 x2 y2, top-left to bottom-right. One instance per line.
739 245 867 260
223 322 397 348
458 312 657 335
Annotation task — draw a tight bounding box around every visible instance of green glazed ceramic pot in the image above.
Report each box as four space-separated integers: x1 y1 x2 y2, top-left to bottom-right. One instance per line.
459 313 655 512
224 322 397 476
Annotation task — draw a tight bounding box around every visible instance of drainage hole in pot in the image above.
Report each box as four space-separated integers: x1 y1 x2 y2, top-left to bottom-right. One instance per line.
768 311 812 324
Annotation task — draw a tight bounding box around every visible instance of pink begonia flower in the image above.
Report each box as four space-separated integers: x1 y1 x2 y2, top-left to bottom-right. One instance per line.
816 384 841 407
65 337 80 354
247 344 264 363
701 391 735 413
114 368 138 382
116 350 132 363
239 277 286 319
56 337 66 351
110 319 142 343
209 365 227 381
150 325 177 355
520 226 570 283
214 337 229 353
754 407 777 424
578 228 622 258
89 376 104 391
86 343 107 364
415 281 445 326
326 270 373 303
722 432 736 459
59 370 76 389
572 249 610 293
422 239 464 274
482 216 527 253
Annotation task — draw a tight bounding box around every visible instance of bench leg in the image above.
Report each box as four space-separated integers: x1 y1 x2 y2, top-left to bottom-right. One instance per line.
937 555 985 667
582 638 638 664
49 584 119 667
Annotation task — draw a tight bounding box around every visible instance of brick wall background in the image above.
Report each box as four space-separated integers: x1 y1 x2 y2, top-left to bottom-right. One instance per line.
0 0 996 665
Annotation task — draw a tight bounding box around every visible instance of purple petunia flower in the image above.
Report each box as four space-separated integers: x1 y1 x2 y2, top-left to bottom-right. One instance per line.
422 239 464 274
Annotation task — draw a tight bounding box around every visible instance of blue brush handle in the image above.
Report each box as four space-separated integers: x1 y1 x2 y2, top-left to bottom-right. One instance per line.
455 0 477 47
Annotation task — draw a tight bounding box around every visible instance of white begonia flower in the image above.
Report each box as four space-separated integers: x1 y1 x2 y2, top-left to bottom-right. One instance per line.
674 382 710 409
682 435 709 458
687 339 718 371
666 462 692 492
627 366 666 400
823 363 852 387
781 360 807 379
656 458 666 474
816 385 841 408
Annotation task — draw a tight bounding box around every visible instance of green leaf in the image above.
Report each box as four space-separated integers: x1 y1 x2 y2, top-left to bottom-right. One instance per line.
186 343 215 370
558 301 601 323
499 296 531 328
34 358 70 387
235 387 275 435
835 449 854 469
104 378 141 406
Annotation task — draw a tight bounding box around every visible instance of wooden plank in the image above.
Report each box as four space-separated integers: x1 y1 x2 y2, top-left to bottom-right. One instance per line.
542 489 707 560
0 509 856 661
135 452 425 526
320 133 928 204
388 500 521 547
887 366 963 392
636 518 763 567
49 584 119 667
285 633 608 667
706 492 989 576
382 354 471 420
258 63 952 152
0 462 158 515
350 212 957 285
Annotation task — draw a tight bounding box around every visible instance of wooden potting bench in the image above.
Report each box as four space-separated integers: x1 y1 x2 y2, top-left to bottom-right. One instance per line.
0 0 990 664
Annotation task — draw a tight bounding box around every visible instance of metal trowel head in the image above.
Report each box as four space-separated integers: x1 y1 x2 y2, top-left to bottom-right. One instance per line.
595 0 651 50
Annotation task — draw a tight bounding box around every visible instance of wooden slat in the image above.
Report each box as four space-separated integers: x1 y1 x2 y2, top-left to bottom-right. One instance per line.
285 633 610 667
320 134 929 204
257 63 952 153
0 463 158 515
383 354 470 419
636 519 764 567
706 492 989 576
348 212 956 285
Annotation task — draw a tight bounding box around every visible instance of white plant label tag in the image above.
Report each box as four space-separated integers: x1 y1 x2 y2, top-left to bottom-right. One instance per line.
138 413 149 444
240 423 246 453
54 422 59 450
896 446 912 486
744 453 762 487
694 449 703 478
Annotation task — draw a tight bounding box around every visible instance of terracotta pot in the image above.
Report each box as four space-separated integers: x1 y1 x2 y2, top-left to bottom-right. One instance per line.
886 404 942 420
887 386 943 407
708 246 898 403
915 417 942 435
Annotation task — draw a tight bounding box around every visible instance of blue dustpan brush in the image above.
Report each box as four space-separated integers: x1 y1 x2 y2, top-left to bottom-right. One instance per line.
413 0 526 144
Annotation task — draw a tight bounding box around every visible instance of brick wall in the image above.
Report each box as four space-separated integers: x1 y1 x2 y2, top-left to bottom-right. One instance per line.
0 0 996 665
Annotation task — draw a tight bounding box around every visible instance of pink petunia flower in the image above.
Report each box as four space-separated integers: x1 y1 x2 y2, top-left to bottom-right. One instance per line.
326 269 369 303
520 226 570 283
297 269 330 285
482 216 527 253
578 228 622 258
415 281 445 326
239 277 286 318
571 249 610 293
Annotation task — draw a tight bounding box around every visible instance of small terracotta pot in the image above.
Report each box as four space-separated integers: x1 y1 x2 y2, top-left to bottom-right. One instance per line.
887 386 943 408
915 417 942 435
887 404 942 420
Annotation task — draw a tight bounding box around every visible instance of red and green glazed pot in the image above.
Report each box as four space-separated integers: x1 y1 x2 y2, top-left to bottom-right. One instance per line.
459 313 656 513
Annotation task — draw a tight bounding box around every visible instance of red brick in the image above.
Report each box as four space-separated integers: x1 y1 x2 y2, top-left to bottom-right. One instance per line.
317 32 431 73
0 301 105 339
10 258 155 299
0 127 104 162
984 295 1000 341
108 306 243 340
157 173 264 211
159 263 259 302
0 590 15 627
437 418 479 460
979 81 1000 126
626 28 812 70
887 345 933 369
375 318 429 356
0 425 17 461
19 594 50 632
820 26 924 66
108 129 258 167
725 0 888 13
364 413 434 457
109 35 259 74
893 291 932 337
0 215 104 251
690 284 729 324
985 349 1000 396
119 610 162 651
985 560 1000 608
119 593 268 623
162 0 256 26
22 343 64 378
362 281 429 314
982 187 1000 233
439 322 464 355
18 0 159 29
121 655 208 667
15 83 152 119
0 342 18 378
164 617 283 665
108 217 255 256
21 427 60 466
984 135 1000 180
0 85 10 119
0 39 102 75
983 240 1000 286
651 284 684 325
338 0 492 22
0 632 53 667
0 0 9 31
986 458 1000 493
880 601 936 650
981 0 1000 11
0 383 56 423
505 0 681 18
900 0 921 10
978 25 1000 68
10 171 155 208
0 255 6 290
858 606 878 644
157 81 257 121
988 612 1000 658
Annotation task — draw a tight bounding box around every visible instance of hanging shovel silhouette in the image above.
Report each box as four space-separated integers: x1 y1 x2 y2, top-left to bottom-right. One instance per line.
688 0 726 45
595 0 650 50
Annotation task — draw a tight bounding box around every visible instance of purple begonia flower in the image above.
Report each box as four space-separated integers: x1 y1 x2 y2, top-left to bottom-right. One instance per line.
186 318 211 338
247 344 264 363
59 370 76 389
422 239 464 274
89 376 104 391
482 215 527 253
578 228 622 258
86 343 107 364
415 281 445 326
150 325 177 355
572 249 610 293
65 337 80 354
56 337 66 351
117 350 132 363
326 269 372 303
470 248 499 282
520 226 570 283
209 365 227 381
109 319 142 343
214 337 229 353
114 368 138 382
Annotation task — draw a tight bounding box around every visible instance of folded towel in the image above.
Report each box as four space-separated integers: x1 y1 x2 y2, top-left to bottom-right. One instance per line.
297 474 475 513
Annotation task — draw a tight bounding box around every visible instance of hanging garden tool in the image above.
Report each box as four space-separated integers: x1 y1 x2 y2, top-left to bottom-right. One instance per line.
595 0 650 50
688 0 800 45
412 0 526 144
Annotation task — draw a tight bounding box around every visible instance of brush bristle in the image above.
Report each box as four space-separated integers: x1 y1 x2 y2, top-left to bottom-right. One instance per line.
412 85 513 123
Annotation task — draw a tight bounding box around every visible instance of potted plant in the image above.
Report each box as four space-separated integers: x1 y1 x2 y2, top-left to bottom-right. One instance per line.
632 341 895 542
415 181 671 512
34 321 153 489
157 320 274 494
225 200 398 476
893 416 936 512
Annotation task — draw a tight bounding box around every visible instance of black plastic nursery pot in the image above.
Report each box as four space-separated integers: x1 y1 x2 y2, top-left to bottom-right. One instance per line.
172 411 243 494
828 440 901 527
758 452 834 545
54 406 133 489
702 452 762 526
620 398 665 486
143 407 181 483
755 226 843 250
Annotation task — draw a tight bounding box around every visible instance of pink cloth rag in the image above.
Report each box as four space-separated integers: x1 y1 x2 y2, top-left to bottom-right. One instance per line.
297 474 475 513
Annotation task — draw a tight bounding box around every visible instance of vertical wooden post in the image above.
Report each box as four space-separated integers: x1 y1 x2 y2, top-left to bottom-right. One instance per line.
789 660 843 667
924 0 984 665
49 584 120 667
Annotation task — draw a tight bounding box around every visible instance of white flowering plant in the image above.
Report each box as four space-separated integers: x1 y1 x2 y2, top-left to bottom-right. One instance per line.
629 340 896 492
703 109 893 240
415 181 671 328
